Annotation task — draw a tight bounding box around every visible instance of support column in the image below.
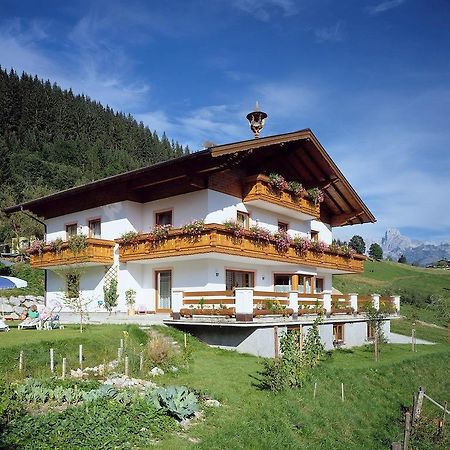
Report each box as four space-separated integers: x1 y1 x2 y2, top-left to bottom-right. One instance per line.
171 290 183 320
350 293 358 315
372 293 380 310
289 291 298 319
391 295 401 315
235 288 254 322
323 291 332 316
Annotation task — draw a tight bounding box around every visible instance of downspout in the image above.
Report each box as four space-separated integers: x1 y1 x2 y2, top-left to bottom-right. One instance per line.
19 206 48 304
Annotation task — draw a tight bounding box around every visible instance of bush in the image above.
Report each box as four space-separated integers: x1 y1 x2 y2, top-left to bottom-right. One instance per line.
0 381 23 432
146 333 174 366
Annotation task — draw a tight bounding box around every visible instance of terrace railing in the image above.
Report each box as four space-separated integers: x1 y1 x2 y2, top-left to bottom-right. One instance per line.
171 289 401 322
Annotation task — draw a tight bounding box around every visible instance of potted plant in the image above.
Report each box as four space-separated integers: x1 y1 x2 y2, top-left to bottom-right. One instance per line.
125 288 136 315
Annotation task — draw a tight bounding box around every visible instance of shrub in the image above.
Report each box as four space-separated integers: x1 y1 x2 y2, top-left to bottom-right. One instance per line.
103 278 119 313
223 219 245 238
273 231 292 253
268 173 289 191
307 187 324 205
120 231 141 246
0 380 23 430
125 288 136 308
49 237 64 254
293 236 312 254
68 233 87 254
181 220 205 240
287 181 305 197
28 239 45 256
150 224 171 242
147 333 173 366
248 224 272 244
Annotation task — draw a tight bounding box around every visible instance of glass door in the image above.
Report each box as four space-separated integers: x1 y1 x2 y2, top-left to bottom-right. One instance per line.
156 270 172 310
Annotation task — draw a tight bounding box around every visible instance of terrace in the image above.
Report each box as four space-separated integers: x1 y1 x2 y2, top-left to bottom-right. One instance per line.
170 288 401 323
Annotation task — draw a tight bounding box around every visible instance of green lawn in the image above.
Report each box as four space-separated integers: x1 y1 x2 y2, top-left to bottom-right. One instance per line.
334 260 450 298
1 324 449 449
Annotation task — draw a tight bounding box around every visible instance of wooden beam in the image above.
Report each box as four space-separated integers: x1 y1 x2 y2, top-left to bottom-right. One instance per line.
331 211 364 227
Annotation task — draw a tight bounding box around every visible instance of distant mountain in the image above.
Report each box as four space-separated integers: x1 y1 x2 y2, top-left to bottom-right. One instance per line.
380 228 450 266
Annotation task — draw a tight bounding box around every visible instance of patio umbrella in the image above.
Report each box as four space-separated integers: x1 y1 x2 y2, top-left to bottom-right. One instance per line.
0 276 28 290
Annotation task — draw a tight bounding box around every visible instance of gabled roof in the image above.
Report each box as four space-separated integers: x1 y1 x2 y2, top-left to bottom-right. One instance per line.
4 129 375 226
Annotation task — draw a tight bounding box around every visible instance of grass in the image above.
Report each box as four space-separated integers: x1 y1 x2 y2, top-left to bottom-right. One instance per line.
0 324 148 381
333 260 450 299
0 324 448 449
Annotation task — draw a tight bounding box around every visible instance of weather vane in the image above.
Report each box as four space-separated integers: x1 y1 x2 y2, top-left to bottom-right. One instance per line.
246 101 267 138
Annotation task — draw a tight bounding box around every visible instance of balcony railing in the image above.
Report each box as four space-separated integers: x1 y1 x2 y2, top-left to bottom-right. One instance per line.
243 174 320 218
172 289 400 322
30 238 115 268
117 224 365 272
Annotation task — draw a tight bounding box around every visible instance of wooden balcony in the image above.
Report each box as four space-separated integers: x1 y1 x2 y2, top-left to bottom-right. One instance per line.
118 224 364 272
30 238 115 268
243 175 320 219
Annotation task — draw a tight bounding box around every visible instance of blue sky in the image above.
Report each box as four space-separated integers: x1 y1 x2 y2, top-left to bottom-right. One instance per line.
1 0 450 243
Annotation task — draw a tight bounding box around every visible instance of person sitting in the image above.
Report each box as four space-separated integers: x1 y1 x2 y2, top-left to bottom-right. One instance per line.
28 305 40 319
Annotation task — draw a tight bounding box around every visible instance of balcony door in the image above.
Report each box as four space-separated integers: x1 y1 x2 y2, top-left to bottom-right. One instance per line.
156 270 172 310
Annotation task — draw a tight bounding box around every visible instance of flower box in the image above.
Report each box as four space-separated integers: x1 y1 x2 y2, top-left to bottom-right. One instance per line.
253 308 294 317
180 308 235 318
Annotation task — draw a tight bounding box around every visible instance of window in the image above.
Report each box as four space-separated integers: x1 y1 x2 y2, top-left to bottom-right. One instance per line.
315 278 324 294
274 274 292 292
88 219 101 238
226 270 254 290
66 273 80 298
333 324 344 344
367 322 375 341
237 211 249 229
155 210 172 226
66 223 78 239
311 230 319 242
278 221 288 232
298 275 314 294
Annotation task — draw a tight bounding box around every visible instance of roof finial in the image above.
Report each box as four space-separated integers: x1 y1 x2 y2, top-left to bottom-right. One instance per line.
246 102 267 138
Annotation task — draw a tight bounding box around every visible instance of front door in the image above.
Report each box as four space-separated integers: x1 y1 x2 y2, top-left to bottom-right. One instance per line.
156 270 172 310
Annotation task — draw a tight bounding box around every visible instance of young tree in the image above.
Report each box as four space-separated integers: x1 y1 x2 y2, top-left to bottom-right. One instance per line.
398 254 407 264
369 243 383 260
349 235 366 254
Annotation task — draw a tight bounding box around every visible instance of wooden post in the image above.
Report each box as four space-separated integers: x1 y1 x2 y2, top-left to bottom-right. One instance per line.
62 358 67 379
50 348 54 374
19 350 24 372
403 412 411 450
118 347 123 361
184 333 187 349
341 383 344 402
79 344 83 369
120 338 124 349
139 352 144 372
124 356 129 377
411 323 416 352
313 382 317 399
441 401 447 437
274 326 279 359
414 387 424 424
374 330 379 362
299 325 303 353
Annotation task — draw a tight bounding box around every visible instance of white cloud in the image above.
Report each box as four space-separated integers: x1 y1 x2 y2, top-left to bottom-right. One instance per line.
232 0 298 21
366 0 406 15
314 21 345 43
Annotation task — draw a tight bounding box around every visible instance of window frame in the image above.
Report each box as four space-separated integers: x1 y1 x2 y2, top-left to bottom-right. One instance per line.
225 269 255 290
277 221 289 232
236 211 250 229
88 218 101 238
155 209 173 227
333 323 345 345
311 230 319 242
65 223 78 240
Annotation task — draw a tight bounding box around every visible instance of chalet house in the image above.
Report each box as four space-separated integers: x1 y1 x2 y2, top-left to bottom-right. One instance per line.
6 127 400 356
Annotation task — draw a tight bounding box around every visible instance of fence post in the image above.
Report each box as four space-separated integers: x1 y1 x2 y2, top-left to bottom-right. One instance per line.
372 294 380 310
50 348 54 374
274 326 279 359
235 288 254 322
171 290 184 320
323 292 332 316
403 412 411 450
19 350 24 372
289 291 298 319
350 293 358 315
62 358 67 379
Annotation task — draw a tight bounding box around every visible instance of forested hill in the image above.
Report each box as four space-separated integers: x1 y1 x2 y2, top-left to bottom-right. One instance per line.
0 67 189 242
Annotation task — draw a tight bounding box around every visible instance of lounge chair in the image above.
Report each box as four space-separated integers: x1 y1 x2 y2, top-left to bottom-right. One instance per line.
18 305 44 330
0 318 10 332
41 303 63 330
